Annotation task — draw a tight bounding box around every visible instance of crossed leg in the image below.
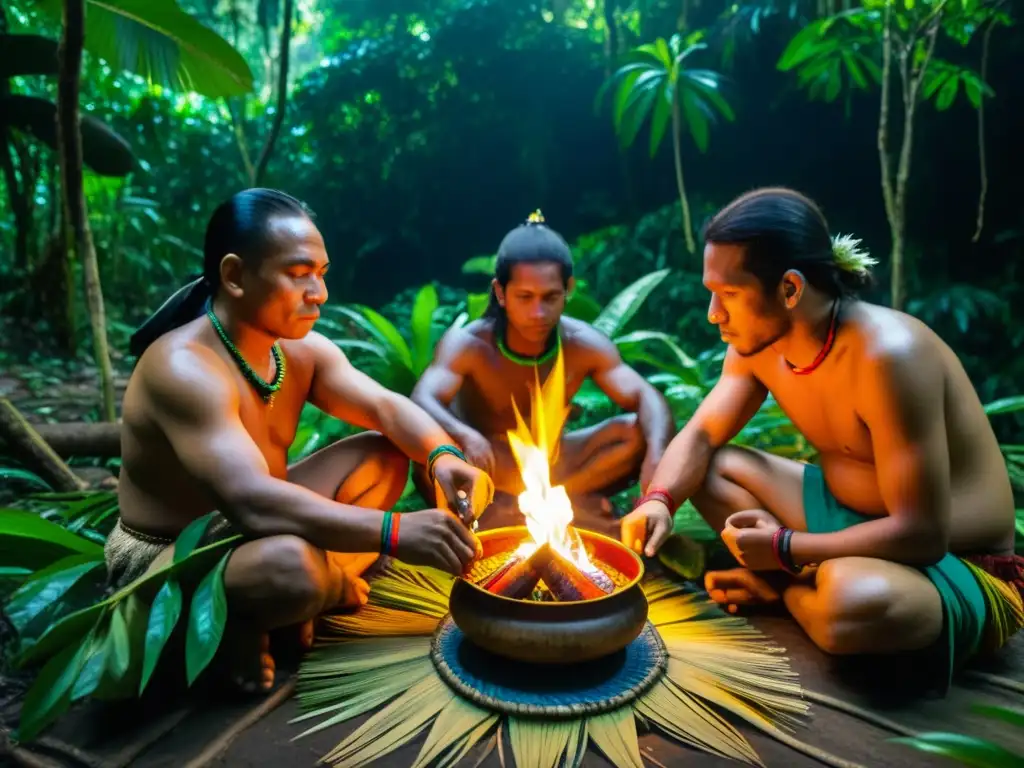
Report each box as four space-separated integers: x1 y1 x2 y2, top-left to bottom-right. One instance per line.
692 446 943 656
219 431 408 691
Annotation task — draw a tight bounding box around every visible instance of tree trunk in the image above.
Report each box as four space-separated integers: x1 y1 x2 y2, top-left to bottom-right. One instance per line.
0 129 30 271
253 0 294 186
671 97 696 254
58 0 117 421
876 1 899 307
972 15 996 243
1 421 123 458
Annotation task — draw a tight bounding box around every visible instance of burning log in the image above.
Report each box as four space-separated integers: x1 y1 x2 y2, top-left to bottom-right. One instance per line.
477 552 542 599
532 543 614 602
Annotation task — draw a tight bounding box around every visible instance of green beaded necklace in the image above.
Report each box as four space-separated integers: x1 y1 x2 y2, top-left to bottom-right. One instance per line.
206 300 286 406
496 327 561 367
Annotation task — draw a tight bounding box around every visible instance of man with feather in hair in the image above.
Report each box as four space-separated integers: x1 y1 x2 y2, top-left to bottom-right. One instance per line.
624 187 1023 687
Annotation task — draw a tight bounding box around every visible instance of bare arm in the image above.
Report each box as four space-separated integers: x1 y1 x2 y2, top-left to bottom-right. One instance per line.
586 330 674 464
409 328 484 448
648 348 768 507
146 347 386 551
305 333 456 465
790 342 949 566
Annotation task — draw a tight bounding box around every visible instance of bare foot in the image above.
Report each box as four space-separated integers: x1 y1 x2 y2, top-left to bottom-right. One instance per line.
226 629 276 694
704 568 780 614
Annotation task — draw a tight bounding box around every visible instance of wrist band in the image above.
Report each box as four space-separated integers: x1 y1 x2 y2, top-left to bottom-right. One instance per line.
381 511 400 556
427 444 467 483
772 527 800 575
634 486 677 514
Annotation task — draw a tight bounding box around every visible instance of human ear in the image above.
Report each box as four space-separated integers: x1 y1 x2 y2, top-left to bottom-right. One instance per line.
220 254 246 298
780 269 806 309
492 278 506 307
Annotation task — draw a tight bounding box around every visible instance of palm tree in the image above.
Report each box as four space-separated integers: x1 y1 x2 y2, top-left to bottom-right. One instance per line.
598 33 734 254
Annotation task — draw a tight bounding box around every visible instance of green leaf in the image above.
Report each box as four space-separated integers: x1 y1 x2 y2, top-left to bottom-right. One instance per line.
592 269 671 339
614 330 701 385
466 292 490 321
657 534 706 579
139 579 183 695
972 704 1024 729
614 70 663 149
17 614 102 743
0 468 53 492
185 550 232 686
890 733 1023 767
173 511 217 564
777 19 828 71
0 508 104 571
984 396 1024 416
842 51 868 88
35 0 254 99
648 86 673 158
102 603 132 690
69 617 110 701
0 34 60 78
358 307 414 371
564 290 603 324
685 70 735 121
681 89 710 152
410 284 439 375
5 556 104 637
825 59 843 102
924 70 950 100
0 94 134 177
935 76 960 110
461 254 496 275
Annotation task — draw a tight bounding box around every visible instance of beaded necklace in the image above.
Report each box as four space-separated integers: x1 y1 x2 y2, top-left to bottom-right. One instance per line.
205 299 286 406
497 328 561 367
788 299 840 376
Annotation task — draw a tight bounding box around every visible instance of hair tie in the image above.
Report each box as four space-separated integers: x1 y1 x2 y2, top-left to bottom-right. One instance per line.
526 209 545 225
831 233 877 275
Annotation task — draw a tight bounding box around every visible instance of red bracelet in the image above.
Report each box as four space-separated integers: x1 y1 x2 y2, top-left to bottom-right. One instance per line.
388 512 401 555
634 486 677 513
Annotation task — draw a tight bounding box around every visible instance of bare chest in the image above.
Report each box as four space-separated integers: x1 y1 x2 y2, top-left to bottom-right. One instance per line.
459 354 586 435
235 366 308 477
755 352 874 460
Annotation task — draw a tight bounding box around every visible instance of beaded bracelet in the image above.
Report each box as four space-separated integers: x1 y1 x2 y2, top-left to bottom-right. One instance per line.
633 486 677 514
381 511 401 556
771 527 801 575
427 444 468 483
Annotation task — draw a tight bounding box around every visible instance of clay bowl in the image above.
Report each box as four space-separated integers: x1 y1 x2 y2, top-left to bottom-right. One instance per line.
448 526 647 664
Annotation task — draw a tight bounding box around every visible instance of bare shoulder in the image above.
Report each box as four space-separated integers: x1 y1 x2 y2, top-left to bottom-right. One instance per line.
137 326 238 419
289 330 347 366
561 317 616 354
848 302 945 401
434 320 492 366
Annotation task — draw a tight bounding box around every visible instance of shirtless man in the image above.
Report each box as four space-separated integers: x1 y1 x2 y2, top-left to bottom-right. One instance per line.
411 211 674 535
114 188 490 692
623 188 1023 684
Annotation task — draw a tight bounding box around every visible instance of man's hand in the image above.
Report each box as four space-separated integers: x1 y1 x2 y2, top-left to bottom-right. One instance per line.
395 508 481 574
621 500 674 557
458 431 496 478
432 453 495 530
720 509 783 571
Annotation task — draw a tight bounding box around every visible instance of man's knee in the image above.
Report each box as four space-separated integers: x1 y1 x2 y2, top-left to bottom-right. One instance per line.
247 536 329 615
692 446 764 521
362 431 410 481
810 558 942 655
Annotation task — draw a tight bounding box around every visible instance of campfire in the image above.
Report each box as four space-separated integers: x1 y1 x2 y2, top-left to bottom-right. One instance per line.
473 348 617 602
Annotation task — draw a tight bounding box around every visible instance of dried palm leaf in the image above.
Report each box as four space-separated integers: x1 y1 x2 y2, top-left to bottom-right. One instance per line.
294 562 858 768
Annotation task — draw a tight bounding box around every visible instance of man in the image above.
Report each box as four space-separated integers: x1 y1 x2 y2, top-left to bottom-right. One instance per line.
623 187 1023 686
116 188 491 693
411 211 674 535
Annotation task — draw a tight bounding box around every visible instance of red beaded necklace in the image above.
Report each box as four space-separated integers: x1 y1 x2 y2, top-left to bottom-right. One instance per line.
788 299 840 375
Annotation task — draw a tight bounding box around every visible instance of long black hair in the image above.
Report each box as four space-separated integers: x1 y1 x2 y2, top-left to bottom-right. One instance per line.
484 213 574 323
129 188 311 358
702 187 873 299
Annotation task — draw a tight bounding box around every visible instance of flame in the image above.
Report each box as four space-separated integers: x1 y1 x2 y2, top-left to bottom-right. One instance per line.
506 347 593 567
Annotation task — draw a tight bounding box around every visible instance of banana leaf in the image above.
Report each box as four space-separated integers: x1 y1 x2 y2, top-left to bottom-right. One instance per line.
0 508 104 571
592 269 671 339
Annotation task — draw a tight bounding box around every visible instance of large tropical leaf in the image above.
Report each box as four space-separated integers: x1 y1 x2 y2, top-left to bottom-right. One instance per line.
0 34 60 78
410 284 439 376
592 269 671 338
35 0 254 99
0 508 104 571
0 94 135 177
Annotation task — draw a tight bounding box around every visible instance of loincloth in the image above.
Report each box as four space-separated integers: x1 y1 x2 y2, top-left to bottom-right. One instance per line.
104 513 237 590
802 463 1024 690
